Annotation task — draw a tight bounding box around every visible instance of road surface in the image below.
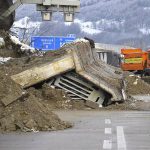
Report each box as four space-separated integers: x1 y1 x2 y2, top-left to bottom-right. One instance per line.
0 110 150 150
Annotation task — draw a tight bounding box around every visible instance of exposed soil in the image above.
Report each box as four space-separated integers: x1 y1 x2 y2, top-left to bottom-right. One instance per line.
0 32 150 133
0 65 74 132
142 76 150 84
125 75 150 95
0 42 85 132
0 93 72 133
0 31 21 57
0 31 74 133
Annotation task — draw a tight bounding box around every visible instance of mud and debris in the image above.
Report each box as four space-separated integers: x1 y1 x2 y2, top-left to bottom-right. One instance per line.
0 31 150 132
0 94 72 132
0 31 74 132
0 31 42 57
125 74 150 95
0 62 73 132
142 76 150 84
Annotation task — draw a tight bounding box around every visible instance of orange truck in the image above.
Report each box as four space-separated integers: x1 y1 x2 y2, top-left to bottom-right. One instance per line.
121 48 150 76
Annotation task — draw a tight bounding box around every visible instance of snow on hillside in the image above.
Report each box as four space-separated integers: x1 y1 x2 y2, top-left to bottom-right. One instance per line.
11 17 41 41
65 19 103 35
139 28 150 35
13 17 41 29
13 0 150 48
143 7 150 11
96 19 124 30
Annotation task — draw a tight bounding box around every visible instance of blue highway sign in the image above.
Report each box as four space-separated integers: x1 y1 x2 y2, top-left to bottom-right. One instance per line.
31 36 76 51
55 37 76 49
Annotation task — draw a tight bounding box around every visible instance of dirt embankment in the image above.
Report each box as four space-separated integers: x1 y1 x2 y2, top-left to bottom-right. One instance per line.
0 31 150 132
0 66 74 132
125 75 150 95
0 32 87 132
0 31 74 132
142 77 150 84
0 31 21 57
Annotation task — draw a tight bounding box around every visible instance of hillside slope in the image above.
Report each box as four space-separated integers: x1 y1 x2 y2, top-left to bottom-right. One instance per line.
11 0 150 49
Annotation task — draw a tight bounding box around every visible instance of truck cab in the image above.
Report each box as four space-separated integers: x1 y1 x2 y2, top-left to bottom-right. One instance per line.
120 48 150 76
121 49 144 71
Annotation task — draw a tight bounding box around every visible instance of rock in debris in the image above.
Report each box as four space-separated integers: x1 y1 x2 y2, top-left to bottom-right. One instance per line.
0 37 5 48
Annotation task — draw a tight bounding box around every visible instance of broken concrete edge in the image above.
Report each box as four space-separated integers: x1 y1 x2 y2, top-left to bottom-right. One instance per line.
11 54 75 88
70 42 125 101
10 40 89 89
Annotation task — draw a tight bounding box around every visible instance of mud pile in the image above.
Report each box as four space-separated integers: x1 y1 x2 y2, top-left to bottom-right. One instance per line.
142 77 150 84
125 74 150 95
0 32 150 133
0 40 85 132
0 67 73 132
0 33 74 132
0 30 41 57
0 30 21 57
0 94 72 132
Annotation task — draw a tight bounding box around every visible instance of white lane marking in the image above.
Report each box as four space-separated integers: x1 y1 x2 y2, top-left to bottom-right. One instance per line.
105 128 112 134
117 126 127 150
105 119 111 124
103 140 112 149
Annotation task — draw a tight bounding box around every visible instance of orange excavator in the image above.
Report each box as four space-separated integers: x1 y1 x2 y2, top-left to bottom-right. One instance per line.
121 48 150 76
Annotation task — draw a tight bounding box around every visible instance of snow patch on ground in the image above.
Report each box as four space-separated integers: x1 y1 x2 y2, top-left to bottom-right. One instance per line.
10 35 36 53
0 57 11 64
74 38 89 43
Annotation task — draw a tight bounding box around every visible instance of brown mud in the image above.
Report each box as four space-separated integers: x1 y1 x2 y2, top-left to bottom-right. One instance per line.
0 31 150 132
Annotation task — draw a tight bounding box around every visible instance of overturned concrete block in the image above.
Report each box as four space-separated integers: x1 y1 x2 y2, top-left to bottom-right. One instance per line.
11 40 126 104
70 41 125 101
11 54 75 88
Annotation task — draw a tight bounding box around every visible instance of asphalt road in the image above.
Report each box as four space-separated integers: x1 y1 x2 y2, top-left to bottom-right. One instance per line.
0 110 150 150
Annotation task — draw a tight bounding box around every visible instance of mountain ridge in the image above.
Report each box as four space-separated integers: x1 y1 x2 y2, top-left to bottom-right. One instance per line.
12 0 150 49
